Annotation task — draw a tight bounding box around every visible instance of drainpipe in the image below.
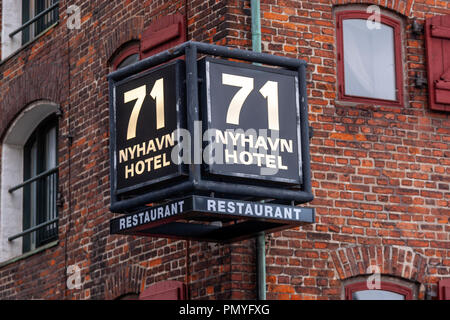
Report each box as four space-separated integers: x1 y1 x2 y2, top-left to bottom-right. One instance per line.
251 0 261 54
256 231 266 300
251 0 266 301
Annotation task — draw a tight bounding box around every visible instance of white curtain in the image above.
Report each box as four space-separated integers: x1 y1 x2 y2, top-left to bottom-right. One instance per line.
343 19 397 101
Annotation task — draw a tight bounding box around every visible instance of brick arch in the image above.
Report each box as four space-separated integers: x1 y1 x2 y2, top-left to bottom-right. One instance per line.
332 0 415 17
330 245 428 283
103 16 144 63
0 60 67 140
104 265 147 300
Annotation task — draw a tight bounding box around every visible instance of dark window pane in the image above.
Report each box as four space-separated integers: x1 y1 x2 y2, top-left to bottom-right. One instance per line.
117 54 139 69
35 0 58 35
22 0 59 45
22 115 58 252
22 0 31 45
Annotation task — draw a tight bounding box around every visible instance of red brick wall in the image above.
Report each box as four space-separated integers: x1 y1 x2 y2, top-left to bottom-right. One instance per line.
256 0 450 300
0 0 449 300
56 0 243 300
0 0 254 300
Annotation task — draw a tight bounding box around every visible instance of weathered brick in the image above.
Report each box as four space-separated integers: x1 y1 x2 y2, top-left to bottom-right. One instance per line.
0 0 448 302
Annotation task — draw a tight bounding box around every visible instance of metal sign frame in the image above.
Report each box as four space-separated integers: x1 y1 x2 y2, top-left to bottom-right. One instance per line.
108 41 313 214
110 195 315 243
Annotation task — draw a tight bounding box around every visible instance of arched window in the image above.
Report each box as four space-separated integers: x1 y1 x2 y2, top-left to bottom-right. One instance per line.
0 102 60 261
111 42 140 70
22 114 58 252
344 278 415 300
336 10 404 106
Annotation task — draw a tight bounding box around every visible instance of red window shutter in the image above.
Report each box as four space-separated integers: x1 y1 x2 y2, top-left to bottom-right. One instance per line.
438 279 450 300
425 14 450 112
139 280 186 300
140 14 186 59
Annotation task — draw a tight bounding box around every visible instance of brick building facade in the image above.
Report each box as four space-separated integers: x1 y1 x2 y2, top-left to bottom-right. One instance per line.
0 0 449 300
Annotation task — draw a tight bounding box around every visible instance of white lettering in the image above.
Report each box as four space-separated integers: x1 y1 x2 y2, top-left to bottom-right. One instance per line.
218 200 226 212
227 201 236 213
207 200 216 211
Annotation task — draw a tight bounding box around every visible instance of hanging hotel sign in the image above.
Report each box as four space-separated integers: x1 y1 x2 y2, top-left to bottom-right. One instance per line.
108 42 313 242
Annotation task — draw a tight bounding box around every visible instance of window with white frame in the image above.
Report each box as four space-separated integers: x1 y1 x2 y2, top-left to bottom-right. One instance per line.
20 115 58 252
1 0 59 59
21 0 59 45
0 102 59 261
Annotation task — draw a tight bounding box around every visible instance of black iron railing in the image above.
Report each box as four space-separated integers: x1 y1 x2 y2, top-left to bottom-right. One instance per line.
8 167 59 244
8 166 58 193
9 1 59 41
8 218 58 242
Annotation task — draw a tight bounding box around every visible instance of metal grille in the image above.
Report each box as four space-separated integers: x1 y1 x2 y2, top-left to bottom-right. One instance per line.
8 167 59 246
9 0 59 44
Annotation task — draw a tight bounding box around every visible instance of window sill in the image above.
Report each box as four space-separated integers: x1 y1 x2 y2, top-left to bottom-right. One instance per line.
0 21 59 67
0 240 59 269
335 98 403 109
337 96 403 108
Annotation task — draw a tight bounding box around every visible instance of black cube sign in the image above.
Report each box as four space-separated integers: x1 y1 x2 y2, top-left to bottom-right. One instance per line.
109 43 312 242
112 60 185 195
200 58 302 185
